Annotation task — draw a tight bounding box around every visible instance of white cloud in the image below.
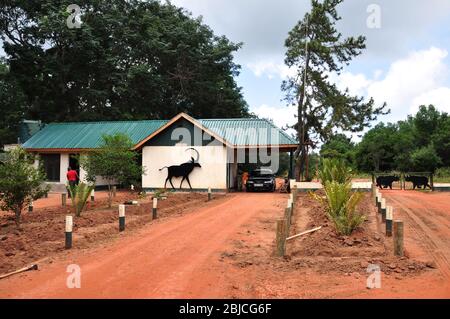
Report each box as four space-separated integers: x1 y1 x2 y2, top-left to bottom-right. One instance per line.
252 104 297 132
251 47 450 133
333 72 373 96
411 87 450 114
335 47 450 121
247 60 296 79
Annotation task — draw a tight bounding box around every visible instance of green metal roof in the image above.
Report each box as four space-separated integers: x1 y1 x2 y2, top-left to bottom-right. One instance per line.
200 119 297 146
19 120 44 144
23 120 168 149
23 116 297 149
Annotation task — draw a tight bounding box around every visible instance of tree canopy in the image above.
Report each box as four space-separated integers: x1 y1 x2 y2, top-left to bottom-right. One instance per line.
0 147 49 227
282 0 388 181
335 105 450 173
0 60 26 146
80 133 143 207
0 0 249 146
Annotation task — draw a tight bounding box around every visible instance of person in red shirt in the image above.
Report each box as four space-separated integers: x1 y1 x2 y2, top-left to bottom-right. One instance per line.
67 167 79 197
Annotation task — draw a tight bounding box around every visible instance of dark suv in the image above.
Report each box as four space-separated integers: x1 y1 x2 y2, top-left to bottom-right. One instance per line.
246 169 276 192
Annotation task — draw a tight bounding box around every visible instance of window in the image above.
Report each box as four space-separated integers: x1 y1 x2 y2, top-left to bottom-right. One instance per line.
41 154 60 182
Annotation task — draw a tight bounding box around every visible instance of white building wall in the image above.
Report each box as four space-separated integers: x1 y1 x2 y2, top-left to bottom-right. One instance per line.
142 146 227 190
60 153 70 185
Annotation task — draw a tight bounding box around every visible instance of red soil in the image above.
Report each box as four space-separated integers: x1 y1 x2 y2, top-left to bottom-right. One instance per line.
0 190 449 298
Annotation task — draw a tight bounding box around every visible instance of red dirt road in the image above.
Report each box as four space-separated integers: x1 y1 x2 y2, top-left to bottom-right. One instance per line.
381 190 450 279
0 191 449 298
0 193 287 298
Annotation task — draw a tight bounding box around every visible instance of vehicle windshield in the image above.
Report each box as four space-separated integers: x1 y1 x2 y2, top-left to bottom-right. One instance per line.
250 169 273 177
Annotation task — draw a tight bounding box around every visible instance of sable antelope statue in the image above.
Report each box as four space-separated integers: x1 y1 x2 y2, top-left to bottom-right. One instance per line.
159 148 202 189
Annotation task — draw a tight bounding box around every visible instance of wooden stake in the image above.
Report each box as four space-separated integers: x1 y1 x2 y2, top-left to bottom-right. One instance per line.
65 215 73 249
112 186 117 198
284 207 291 232
152 197 158 220
286 226 322 241
119 204 125 232
381 198 387 222
394 220 404 256
62 193 67 207
386 206 393 237
276 219 287 257
377 194 382 214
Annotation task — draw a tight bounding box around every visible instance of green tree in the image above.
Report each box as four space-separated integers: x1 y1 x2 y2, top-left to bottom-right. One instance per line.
0 0 248 126
392 118 416 172
80 133 143 208
282 0 388 181
320 134 355 167
0 60 26 147
413 105 441 147
431 113 450 167
410 145 442 173
0 147 50 227
354 123 398 172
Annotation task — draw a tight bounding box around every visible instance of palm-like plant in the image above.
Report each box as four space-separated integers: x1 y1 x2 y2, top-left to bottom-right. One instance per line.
318 158 353 185
68 183 95 217
312 181 365 235
312 158 365 235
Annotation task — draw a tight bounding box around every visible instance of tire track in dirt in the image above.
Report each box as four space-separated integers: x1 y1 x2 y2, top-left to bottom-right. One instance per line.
386 194 450 279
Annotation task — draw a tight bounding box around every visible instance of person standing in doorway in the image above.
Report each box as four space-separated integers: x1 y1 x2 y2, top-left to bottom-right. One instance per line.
67 167 79 197
242 171 249 191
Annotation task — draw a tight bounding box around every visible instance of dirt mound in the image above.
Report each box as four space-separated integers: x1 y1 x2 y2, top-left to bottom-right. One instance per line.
291 193 386 258
222 192 429 280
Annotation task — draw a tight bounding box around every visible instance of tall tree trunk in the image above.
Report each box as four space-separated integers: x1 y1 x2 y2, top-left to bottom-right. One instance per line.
107 184 112 208
14 206 22 229
295 53 310 182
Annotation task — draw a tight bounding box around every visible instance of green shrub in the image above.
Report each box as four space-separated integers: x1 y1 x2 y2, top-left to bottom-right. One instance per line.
153 188 170 199
411 145 442 172
68 183 95 217
0 147 50 227
434 167 450 182
318 158 353 185
312 181 365 235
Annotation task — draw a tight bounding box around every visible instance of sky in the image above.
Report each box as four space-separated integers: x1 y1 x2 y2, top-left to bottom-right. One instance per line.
171 0 450 136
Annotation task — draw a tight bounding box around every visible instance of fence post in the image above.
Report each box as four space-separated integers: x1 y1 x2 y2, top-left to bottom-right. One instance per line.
376 193 382 214
112 186 117 198
152 197 158 220
381 198 387 222
65 215 73 249
208 187 212 201
394 220 404 256
276 219 287 257
119 204 125 232
90 188 95 202
62 193 67 207
386 206 393 237
285 199 292 230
